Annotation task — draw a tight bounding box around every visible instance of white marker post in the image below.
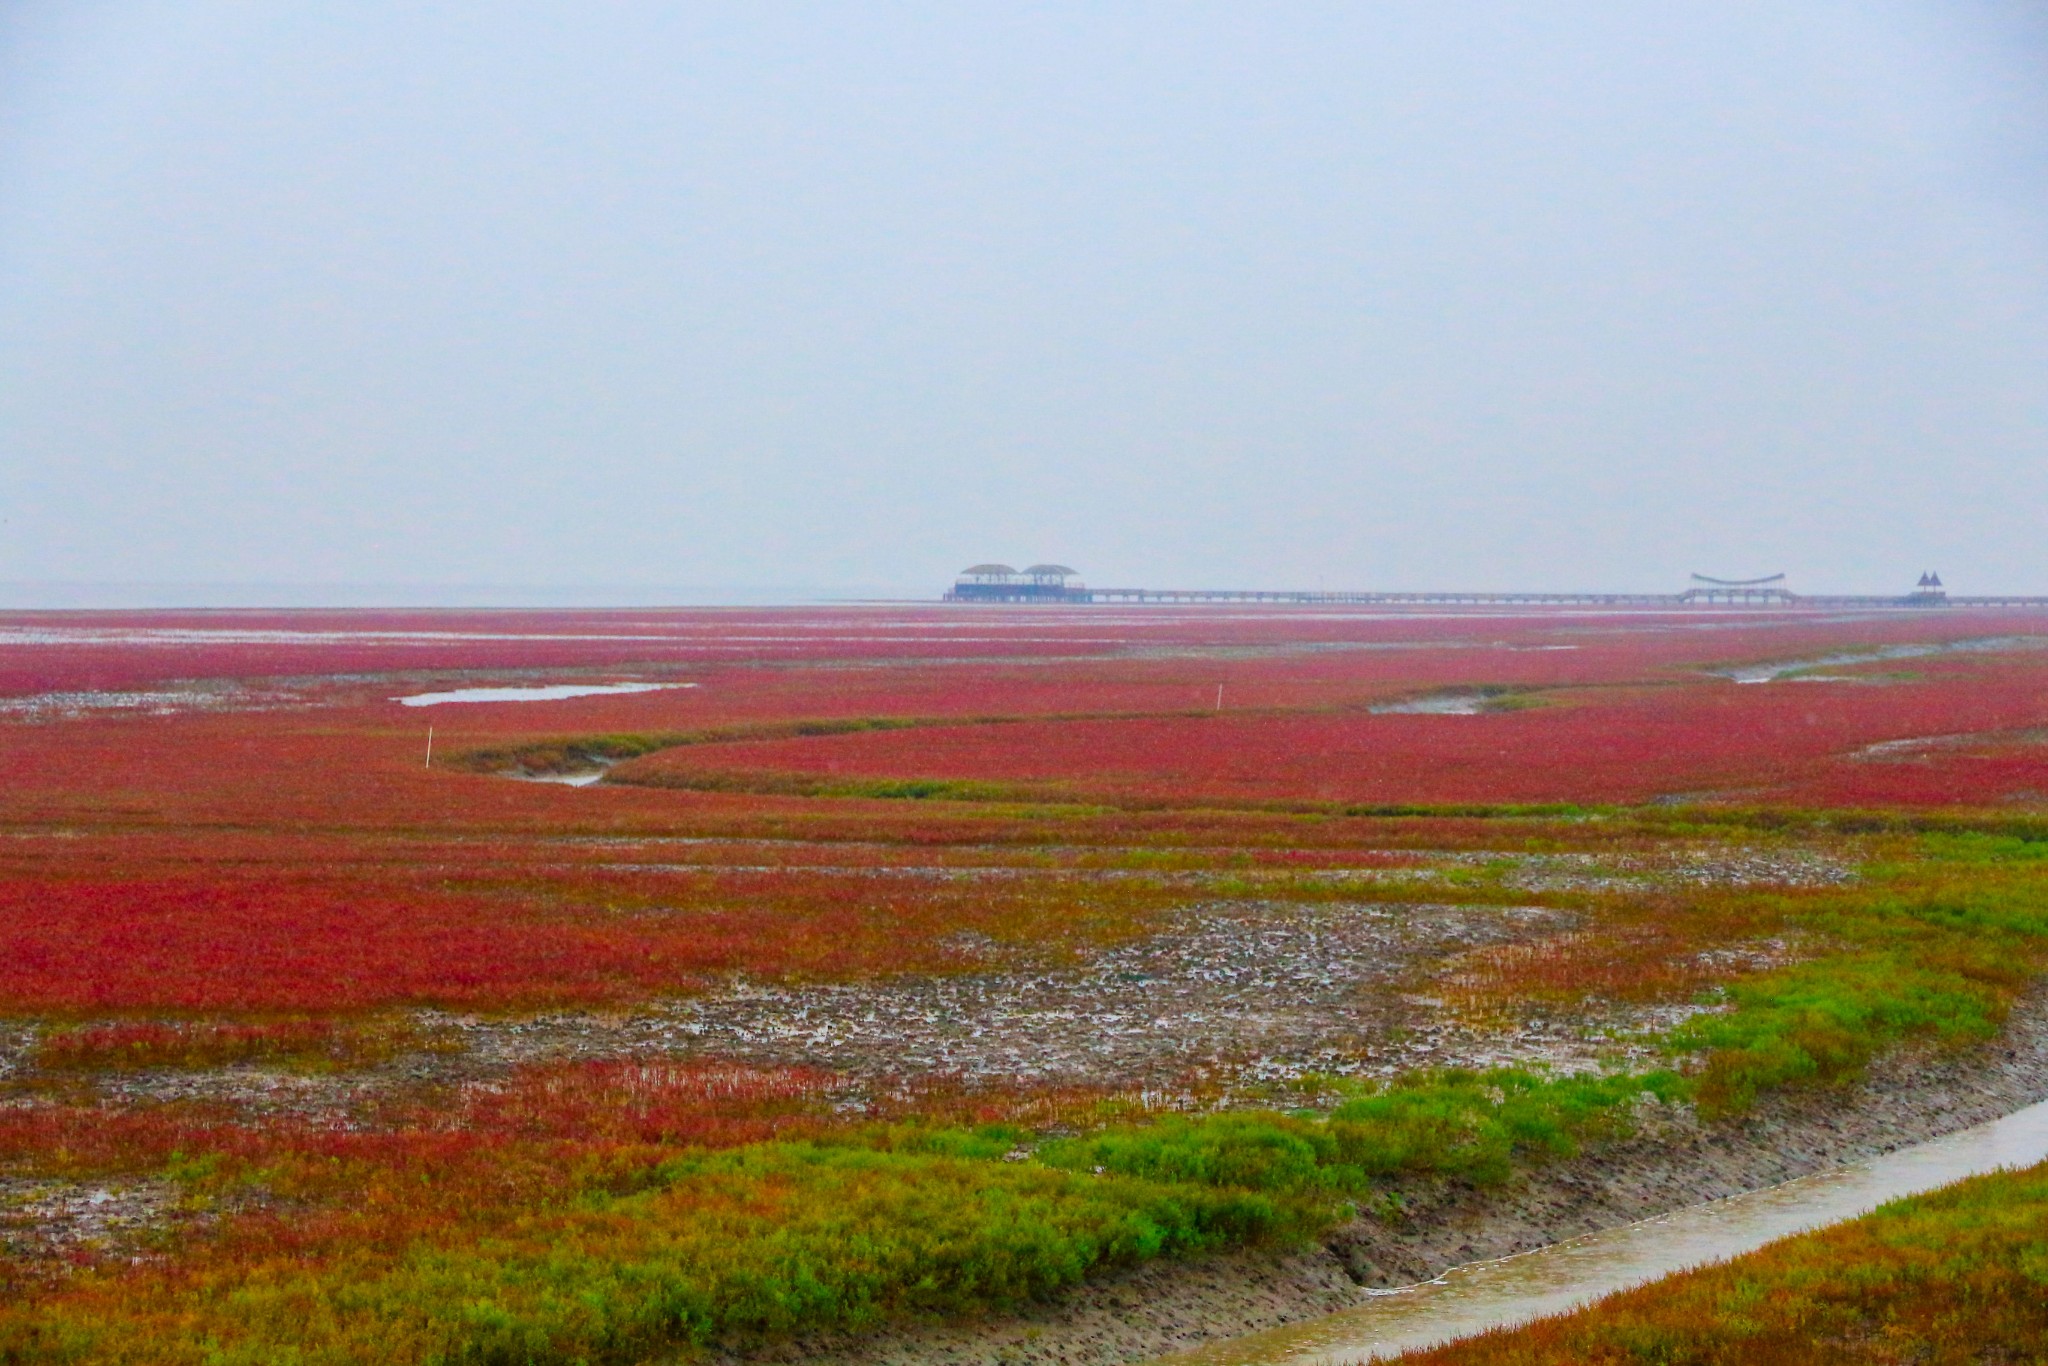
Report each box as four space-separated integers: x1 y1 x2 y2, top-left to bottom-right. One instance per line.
1215 685 1224 710
425 726 434 769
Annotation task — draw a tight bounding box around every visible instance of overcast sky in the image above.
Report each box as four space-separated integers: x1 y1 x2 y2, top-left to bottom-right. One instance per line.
2 2 2044 602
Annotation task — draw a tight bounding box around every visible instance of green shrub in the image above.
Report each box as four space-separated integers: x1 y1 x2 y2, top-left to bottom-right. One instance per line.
1037 1070 1680 1197
3 1143 1286 1365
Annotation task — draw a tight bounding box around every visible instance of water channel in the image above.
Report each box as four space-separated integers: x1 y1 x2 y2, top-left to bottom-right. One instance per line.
1153 1095 2048 1365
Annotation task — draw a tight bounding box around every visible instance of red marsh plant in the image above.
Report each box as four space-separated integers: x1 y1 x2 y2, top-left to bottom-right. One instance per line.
31 1016 436 1073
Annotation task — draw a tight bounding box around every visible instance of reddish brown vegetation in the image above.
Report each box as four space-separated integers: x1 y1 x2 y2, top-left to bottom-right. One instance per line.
0 607 2042 1015
617 663 2048 807
0 605 2044 1362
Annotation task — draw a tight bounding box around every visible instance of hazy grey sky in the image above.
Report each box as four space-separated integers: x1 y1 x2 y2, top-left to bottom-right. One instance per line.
2 2 2045 600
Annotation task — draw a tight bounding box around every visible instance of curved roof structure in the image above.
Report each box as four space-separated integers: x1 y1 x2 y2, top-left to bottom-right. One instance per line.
1024 563 1077 577
960 564 1018 577
1689 572 1787 587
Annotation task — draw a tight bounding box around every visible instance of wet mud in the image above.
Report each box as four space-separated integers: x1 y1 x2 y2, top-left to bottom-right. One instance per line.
729 992 2048 1366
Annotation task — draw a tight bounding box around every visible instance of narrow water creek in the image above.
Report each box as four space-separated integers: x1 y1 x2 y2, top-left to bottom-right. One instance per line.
1153 1095 2048 1365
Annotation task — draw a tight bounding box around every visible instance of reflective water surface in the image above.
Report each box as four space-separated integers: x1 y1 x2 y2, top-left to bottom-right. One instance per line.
394 682 692 706
1153 1096 2048 1365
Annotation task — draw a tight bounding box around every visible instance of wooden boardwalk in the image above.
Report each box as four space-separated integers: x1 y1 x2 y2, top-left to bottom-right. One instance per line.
1021 587 2048 609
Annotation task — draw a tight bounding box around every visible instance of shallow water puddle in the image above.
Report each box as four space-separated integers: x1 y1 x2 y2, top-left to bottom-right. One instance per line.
1712 635 2048 684
1152 1095 2048 1365
394 682 694 706
1368 692 1494 715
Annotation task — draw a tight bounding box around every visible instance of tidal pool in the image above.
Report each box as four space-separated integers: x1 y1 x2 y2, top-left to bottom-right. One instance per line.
394 682 693 706
1152 1095 2048 1365
1367 692 1495 715
513 769 609 786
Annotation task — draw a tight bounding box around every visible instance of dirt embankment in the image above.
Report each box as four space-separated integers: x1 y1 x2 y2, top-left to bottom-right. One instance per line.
728 992 2048 1366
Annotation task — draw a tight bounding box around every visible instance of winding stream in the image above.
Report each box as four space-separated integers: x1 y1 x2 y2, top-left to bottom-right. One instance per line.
1153 1095 2048 1365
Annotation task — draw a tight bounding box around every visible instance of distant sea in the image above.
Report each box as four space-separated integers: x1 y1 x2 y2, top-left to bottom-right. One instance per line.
0 583 926 610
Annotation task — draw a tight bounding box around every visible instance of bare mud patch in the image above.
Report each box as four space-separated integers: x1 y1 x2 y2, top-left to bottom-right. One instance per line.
1850 728 2048 761
426 901 1579 1095
0 1177 184 1270
1467 848 1855 894
0 684 302 720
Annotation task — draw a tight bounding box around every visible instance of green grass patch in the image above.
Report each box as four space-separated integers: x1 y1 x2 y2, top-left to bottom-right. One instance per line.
3 1143 1288 1365
1039 1069 1684 1193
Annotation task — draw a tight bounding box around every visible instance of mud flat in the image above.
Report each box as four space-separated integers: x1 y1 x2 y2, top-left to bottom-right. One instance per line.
729 989 2048 1366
